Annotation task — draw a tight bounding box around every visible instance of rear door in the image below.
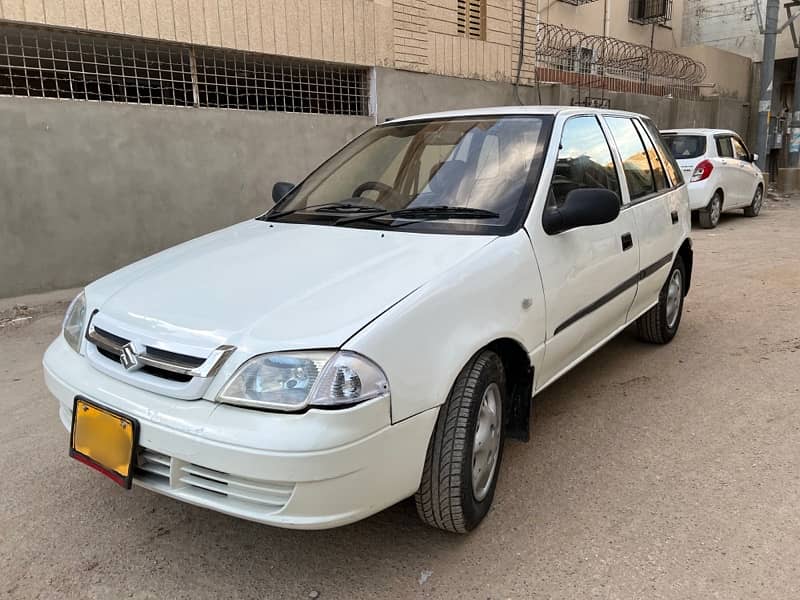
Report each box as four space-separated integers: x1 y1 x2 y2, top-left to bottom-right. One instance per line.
604 116 684 321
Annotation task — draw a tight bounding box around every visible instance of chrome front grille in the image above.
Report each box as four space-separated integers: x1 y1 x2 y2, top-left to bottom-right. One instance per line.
83 312 237 400
135 448 294 513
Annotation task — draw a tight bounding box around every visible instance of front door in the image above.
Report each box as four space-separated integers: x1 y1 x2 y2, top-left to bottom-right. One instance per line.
532 115 640 389
730 136 761 207
715 135 745 207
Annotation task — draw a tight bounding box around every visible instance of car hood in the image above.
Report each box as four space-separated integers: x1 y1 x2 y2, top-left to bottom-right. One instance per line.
88 220 495 353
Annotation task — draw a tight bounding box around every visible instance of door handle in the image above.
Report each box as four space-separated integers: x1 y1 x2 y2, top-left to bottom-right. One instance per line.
671 210 679 224
621 233 633 251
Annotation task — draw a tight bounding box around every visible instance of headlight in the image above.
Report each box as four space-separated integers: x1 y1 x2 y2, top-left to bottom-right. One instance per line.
217 351 389 411
62 291 87 353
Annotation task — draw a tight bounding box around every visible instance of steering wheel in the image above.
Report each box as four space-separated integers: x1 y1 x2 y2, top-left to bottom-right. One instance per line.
352 181 406 207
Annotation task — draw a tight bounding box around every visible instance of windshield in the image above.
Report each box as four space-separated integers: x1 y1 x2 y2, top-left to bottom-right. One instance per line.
663 134 707 160
264 116 553 235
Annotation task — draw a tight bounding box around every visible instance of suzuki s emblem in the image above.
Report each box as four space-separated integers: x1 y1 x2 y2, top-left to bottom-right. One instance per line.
119 342 141 371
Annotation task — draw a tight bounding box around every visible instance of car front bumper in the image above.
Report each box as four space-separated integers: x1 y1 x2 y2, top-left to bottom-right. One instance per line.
43 335 438 529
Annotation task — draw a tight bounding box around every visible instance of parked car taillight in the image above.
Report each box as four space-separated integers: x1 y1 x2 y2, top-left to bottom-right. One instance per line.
691 160 714 183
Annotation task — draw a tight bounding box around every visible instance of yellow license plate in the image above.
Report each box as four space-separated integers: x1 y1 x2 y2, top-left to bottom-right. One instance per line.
70 397 139 488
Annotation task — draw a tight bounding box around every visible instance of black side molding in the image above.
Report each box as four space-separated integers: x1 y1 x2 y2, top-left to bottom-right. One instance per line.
554 253 674 336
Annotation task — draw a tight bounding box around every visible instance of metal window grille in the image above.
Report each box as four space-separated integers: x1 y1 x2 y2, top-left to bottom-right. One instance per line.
558 0 600 6
194 46 368 115
0 24 370 116
457 0 486 40
629 0 673 25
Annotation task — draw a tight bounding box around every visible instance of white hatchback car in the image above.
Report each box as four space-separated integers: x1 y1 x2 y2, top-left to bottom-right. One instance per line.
45 107 693 533
661 128 764 228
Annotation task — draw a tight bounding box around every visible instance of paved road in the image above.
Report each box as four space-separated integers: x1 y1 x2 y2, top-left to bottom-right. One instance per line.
2 196 799 600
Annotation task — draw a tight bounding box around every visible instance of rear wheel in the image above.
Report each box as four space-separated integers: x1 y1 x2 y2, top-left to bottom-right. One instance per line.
636 256 686 345
698 192 722 229
744 185 763 217
415 350 506 533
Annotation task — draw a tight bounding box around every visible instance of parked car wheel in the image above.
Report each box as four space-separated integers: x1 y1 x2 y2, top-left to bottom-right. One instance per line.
635 256 686 345
698 192 722 229
744 185 763 218
415 350 506 533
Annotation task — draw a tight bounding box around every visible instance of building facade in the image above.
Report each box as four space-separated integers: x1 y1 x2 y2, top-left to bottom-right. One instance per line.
1 0 755 297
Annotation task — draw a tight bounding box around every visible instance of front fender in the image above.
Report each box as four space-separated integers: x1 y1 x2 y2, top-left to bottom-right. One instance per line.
344 231 546 424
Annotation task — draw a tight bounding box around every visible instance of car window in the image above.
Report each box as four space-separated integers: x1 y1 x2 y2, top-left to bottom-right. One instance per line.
605 117 656 200
662 134 707 159
548 116 620 208
644 121 684 187
717 136 734 158
731 137 750 162
633 119 669 191
267 116 554 236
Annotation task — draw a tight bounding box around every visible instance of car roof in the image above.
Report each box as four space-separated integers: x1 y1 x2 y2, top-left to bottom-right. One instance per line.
661 128 739 136
384 106 650 124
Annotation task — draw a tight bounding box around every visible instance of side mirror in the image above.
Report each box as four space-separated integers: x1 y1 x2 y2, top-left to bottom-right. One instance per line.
272 181 295 203
750 153 759 163
542 188 620 235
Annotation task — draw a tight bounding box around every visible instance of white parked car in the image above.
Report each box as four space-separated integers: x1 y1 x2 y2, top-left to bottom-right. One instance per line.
44 107 693 533
661 128 764 229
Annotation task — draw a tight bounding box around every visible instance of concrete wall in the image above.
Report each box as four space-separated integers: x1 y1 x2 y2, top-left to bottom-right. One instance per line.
2 68 752 298
0 97 372 297
680 44 753 100
682 0 800 63
377 67 750 136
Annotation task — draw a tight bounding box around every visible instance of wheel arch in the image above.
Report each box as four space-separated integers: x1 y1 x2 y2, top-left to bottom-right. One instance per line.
677 238 693 296
714 187 725 209
485 338 534 443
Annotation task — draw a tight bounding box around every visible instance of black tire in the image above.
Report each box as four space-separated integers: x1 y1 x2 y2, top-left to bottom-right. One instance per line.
698 192 722 229
636 256 686 345
744 185 763 217
415 350 506 533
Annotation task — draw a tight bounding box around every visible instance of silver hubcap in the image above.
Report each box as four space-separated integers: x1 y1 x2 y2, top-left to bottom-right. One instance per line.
710 196 721 225
665 269 683 329
471 383 502 502
753 189 763 213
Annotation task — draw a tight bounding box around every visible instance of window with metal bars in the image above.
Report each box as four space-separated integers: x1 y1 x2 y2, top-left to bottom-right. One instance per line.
628 0 672 24
457 0 486 40
0 24 370 116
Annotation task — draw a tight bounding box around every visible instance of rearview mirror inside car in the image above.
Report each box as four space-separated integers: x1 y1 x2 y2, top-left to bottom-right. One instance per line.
272 181 295 203
542 188 621 235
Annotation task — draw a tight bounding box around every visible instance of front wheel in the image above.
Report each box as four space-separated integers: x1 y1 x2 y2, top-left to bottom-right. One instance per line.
744 186 763 217
635 256 686 345
415 350 506 533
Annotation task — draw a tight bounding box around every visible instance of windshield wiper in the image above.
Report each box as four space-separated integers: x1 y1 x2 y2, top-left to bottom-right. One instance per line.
335 205 500 226
265 201 385 220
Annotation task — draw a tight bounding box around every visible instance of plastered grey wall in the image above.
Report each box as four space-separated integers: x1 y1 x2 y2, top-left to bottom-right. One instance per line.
0 97 373 297
375 67 559 121
377 68 747 135
3 70 751 298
